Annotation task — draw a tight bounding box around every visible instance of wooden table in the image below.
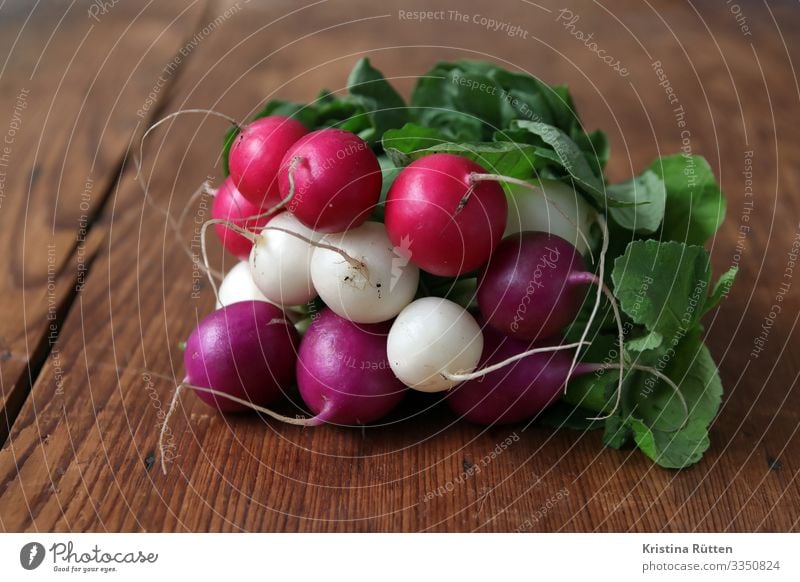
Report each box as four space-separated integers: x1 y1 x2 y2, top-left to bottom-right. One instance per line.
1 0 798 532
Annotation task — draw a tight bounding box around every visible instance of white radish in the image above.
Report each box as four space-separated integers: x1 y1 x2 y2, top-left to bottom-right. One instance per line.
216 261 272 308
310 221 419 324
250 212 322 306
504 179 596 254
387 297 483 393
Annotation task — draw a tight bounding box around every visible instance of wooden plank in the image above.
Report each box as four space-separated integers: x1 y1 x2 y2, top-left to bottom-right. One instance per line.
1 0 798 532
0 2 208 442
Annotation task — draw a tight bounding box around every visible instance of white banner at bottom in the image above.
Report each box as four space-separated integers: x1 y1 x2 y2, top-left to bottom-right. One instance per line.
0 533 797 580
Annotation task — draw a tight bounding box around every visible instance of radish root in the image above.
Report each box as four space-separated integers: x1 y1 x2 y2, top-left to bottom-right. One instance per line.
159 382 184 475
245 155 305 221
158 382 318 474
564 214 611 394
576 362 690 432
566 269 625 422
264 225 366 272
200 218 367 304
442 340 589 383
137 108 240 175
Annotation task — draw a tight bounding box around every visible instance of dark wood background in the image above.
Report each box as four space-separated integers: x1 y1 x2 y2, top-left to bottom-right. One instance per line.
0 0 797 532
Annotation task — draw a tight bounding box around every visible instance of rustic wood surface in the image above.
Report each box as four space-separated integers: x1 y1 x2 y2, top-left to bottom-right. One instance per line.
0 0 798 532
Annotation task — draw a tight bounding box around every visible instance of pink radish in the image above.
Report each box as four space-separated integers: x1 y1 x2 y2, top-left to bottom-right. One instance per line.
384 153 507 276
228 116 308 207
211 177 271 260
278 128 382 233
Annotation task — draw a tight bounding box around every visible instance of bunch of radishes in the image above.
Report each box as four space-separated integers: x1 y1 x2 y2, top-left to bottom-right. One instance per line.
169 109 624 449
143 59 734 471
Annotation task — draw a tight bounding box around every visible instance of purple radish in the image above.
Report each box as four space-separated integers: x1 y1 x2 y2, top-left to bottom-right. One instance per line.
447 325 575 425
183 301 299 412
478 231 590 342
296 309 407 425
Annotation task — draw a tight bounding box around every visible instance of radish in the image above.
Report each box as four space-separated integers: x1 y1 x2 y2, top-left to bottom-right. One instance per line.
278 128 382 233
310 221 419 324
387 297 483 392
505 179 596 255
181 301 298 413
250 212 322 306
446 326 689 426
384 153 507 276
447 325 575 425
472 228 628 422
158 301 298 472
478 231 590 342
295 309 407 425
217 261 271 308
211 177 271 260
228 116 309 207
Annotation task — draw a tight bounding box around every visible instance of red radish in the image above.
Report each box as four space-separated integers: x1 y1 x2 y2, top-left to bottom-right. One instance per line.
295 309 407 425
447 325 574 425
211 177 271 260
278 128 382 233
228 116 308 207
478 231 589 341
384 153 507 276
183 301 298 413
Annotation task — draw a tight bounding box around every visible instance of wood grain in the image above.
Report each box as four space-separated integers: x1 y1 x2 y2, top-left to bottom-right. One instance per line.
0 1 208 442
0 0 798 532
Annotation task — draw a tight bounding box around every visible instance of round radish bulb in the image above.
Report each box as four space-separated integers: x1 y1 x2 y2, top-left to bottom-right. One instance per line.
278 128 381 233
447 325 573 425
387 297 483 392
184 301 299 413
505 179 596 255
250 212 322 306
384 153 507 276
310 221 419 324
228 116 308 207
216 261 271 308
478 231 589 342
296 309 407 425
212 177 271 260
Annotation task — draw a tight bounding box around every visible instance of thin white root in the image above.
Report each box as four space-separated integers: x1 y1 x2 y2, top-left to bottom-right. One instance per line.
137 108 239 176
242 155 304 221
133 113 226 281
175 181 224 281
158 376 314 474
583 363 690 432
469 172 595 263
441 341 590 383
138 178 223 281
184 384 315 426
264 225 366 271
176 180 217 233
573 275 625 422
564 214 610 395
200 218 260 304
159 383 184 475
